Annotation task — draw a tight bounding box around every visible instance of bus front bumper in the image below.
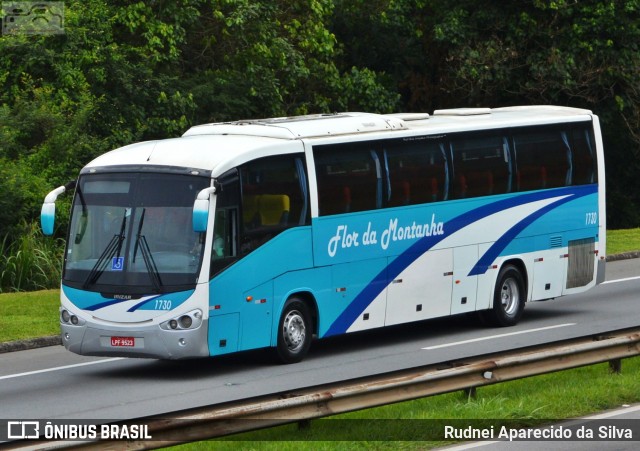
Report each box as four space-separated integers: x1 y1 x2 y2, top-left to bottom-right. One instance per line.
60 320 210 359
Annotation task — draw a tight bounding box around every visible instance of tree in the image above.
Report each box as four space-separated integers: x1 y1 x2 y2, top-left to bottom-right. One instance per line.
332 0 640 227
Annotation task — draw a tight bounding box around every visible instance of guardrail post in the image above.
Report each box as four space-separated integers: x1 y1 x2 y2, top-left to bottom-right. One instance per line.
464 387 477 400
608 358 622 374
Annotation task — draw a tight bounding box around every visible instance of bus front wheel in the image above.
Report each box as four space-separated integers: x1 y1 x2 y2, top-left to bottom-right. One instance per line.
481 264 525 327
275 297 312 364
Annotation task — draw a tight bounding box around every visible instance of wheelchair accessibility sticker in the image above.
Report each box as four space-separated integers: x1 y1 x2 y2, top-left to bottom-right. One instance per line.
112 257 124 271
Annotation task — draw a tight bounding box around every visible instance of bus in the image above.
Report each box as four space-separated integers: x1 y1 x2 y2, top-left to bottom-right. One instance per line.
41 106 606 363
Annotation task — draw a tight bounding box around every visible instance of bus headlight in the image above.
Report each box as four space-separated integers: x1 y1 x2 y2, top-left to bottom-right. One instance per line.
160 309 203 331
179 315 193 329
60 307 85 326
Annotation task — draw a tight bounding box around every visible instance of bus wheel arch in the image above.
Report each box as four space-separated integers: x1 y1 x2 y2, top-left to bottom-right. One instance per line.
481 260 527 327
274 293 316 364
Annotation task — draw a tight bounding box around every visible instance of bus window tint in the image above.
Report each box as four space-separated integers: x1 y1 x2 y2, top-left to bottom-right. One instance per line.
385 140 448 206
210 170 239 277
239 155 309 254
314 145 380 215
513 130 570 191
451 134 510 198
570 127 597 185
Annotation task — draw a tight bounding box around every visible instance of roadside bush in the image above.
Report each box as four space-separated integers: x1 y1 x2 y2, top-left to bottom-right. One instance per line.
0 221 65 293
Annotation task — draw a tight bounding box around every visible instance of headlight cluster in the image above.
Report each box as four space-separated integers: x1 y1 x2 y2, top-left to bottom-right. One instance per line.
60 308 85 326
160 309 203 331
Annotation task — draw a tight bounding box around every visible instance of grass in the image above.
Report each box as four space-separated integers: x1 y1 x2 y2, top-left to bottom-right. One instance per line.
0 289 60 342
607 227 640 255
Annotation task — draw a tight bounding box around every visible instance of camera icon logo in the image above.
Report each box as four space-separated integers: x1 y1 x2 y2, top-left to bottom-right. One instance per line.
7 421 40 439
2 2 64 35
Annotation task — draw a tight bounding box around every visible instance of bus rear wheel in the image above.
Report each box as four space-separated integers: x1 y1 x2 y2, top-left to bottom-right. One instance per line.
481 264 525 327
275 297 312 364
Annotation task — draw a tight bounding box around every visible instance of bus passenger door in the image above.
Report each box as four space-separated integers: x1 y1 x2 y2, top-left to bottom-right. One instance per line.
385 248 453 326
450 245 479 315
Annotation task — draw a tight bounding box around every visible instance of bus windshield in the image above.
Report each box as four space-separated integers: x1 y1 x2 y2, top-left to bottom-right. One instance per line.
63 172 210 294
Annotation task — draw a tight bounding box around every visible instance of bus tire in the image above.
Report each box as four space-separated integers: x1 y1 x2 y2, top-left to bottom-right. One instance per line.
275 297 312 364
481 264 525 327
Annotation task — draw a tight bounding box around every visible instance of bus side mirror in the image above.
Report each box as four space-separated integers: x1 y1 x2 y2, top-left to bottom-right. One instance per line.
40 185 67 236
193 187 216 233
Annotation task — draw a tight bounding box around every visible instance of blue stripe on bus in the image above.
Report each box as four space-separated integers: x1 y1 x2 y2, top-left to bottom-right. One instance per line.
62 284 194 312
84 298 128 311
62 286 130 311
468 190 593 276
324 185 597 336
127 295 162 312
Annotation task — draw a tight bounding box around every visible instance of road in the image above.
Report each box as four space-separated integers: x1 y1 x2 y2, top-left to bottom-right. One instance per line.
0 259 639 421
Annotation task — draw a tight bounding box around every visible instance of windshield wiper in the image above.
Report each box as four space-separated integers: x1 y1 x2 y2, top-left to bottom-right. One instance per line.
132 208 163 292
83 209 128 289
132 208 145 264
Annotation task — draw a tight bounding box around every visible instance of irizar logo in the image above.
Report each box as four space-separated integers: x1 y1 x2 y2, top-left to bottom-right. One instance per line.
328 214 445 257
113 294 132 300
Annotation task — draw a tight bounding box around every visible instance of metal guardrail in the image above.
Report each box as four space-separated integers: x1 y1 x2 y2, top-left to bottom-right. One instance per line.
4 327 640 451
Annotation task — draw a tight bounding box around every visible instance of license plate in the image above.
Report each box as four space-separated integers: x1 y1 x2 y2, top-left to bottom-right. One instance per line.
111 336 135 347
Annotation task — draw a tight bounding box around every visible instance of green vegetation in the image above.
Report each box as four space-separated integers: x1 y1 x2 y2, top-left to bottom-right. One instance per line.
0 290 59 341
167 357 640 449
1 1 640 293
0 222 64 293
0 4 638 446
607 228 640 256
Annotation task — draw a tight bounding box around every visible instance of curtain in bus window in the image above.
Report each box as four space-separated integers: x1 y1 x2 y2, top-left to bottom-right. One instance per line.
561 132 573 186
451 134 509 198
385 139 449 206
570 126 597 185
295 158 309 225
513 129 570 191
314 145 380 215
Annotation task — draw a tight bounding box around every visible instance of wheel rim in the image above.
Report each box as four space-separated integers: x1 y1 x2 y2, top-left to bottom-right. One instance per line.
282 310 306 352
500 277 520 316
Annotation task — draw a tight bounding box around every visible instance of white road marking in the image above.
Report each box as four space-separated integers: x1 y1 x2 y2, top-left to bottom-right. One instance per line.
0 358 123 381
601 275 640 285
584 403 640 419
422 323 576 350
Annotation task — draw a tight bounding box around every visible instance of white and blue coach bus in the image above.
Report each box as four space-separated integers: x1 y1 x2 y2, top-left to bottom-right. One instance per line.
41 106 606 363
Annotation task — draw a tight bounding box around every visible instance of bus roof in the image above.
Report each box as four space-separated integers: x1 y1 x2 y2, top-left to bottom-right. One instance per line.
183 112 408 139
83 106 594 175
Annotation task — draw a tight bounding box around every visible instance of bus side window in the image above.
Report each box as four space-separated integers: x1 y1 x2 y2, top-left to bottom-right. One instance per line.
212 209 237 259
570 126 597 185
239 154 310 254
385 140 448 206
513 129 571 191
314 145 380 215
211 170 240 277
451 134 510 199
